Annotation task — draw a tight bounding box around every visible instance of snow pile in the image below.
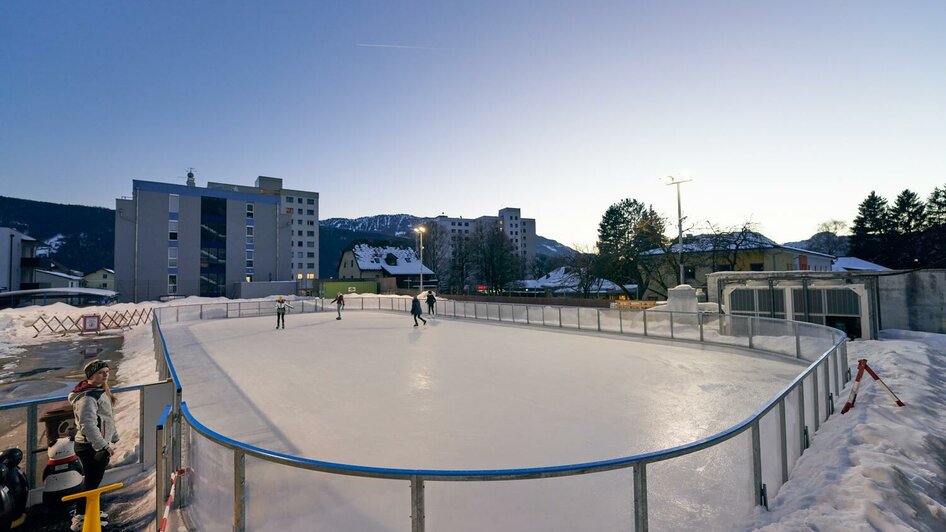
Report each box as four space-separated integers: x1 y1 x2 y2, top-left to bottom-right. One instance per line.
739 330 946 530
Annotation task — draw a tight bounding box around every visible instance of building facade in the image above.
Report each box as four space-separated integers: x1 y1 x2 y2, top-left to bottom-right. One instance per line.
114 176 309 302
0 227 41 292
83 268 115 290
337 244 434 290
429 207 537 269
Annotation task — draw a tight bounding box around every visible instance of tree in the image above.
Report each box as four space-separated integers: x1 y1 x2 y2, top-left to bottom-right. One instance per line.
926 185 946 228
850 191 892 263
596 199 666 298
474 226 521 292
417 222 450 290
889 189 927 235
806 219 849 257
705 220 762 272
564 244 603 298
447 234 476 293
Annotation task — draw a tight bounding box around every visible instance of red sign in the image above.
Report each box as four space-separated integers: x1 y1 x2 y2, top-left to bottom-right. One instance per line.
80 315 100 334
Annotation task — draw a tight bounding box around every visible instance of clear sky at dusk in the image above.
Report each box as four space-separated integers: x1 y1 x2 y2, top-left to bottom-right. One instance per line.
2 1 944 248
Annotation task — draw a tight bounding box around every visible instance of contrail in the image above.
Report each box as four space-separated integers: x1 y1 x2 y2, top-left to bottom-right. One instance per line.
356 43 441 50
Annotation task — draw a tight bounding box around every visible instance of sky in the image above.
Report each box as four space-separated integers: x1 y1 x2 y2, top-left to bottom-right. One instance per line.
2 1 945 249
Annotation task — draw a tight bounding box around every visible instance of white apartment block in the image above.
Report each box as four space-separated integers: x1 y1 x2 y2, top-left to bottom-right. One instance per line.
430 207 536 267
278 184 321 282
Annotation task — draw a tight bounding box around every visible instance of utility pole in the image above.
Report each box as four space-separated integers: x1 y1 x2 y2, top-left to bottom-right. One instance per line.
665 175 692 286
414 226 426 291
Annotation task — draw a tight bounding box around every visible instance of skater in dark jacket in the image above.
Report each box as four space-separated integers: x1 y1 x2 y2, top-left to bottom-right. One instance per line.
411 296 427 326
330 292 345 319
425 291 436 316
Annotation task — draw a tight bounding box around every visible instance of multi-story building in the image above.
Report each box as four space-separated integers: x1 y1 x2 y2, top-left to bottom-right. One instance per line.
430 207 537 268
83 268 115 290
275 181 320 286
114 175 314 302
0 227 41 292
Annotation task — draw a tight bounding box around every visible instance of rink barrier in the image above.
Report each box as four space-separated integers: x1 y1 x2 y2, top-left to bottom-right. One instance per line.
151 297 850 531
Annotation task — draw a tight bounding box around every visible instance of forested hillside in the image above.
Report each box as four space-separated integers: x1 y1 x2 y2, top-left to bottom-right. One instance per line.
0 196 114 274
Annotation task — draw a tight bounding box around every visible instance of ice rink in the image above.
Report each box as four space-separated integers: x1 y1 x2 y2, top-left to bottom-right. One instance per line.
163 310 805 468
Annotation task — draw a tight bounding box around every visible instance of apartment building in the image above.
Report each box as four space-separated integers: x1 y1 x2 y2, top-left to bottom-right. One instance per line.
115 175 313 302
430 207 536 266
0 227 41 292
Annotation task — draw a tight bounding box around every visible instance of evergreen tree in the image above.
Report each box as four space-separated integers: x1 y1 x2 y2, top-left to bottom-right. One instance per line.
850 191 891 263
926 185 946 228
889 189 927 234
596 199 666 297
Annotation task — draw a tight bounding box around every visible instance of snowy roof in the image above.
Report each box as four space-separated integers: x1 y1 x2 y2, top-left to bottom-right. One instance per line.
351 244 434 276
642 231 835 259
36 269 84 281
832 257 891 272
519 267 635 294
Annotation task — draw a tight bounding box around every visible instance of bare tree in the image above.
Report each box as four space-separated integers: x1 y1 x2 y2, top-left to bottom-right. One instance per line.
417 221 450 289
565 244 603 298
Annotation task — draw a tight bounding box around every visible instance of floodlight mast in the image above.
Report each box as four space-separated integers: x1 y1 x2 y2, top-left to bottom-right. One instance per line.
665 175 692 286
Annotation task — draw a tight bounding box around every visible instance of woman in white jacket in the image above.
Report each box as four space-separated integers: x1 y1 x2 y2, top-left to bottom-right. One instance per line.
67 359 119 531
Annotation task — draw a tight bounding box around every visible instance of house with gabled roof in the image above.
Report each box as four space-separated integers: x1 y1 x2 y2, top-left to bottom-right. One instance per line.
639 231 836 300
337 243 435 290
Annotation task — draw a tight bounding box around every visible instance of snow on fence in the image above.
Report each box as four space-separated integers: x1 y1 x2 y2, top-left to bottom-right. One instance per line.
28 308 152 337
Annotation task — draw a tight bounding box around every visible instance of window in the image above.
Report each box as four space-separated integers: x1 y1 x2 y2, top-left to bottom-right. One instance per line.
168 274 178 294
298 241 303 247
306 241 315 248
297 262 303 268
169 194 179 213
102 273 107 279
296 273 303 279
750 263 764 272
307 263 315 269
306 209 314 216
306 273 315 279
246 250 254 268
168 247 178 267
297 219 303 225
246 226 254 244
246 275 253 283
297 208 302 215
297 252 303 258
307 231 315 237
307 252 315 258
169 220 178 241
286 207 294 215
297 230 303 236
286 196 294 203
246 203 254 218
307 220 315 226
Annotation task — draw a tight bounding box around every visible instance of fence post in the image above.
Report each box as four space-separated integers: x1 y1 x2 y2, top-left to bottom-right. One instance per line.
669 312 674 339
824 361 832 416
633 463 648 532
841 340 850 382
832 347 840 396
139 388 146 464
26 404 37 489
526 305 531 325
199 304 203 320
411 476 426 532
234 449 246 531
778 398 788 483
798 383 807 451
698 312 704 342
747 318 754 349
751 421 764 507
794 321 801 359
597 309 601 331
558 307 562 328
176 306 179 322
475 303 478 320
812 370 820 430
619 310 624 334
643 310 648 336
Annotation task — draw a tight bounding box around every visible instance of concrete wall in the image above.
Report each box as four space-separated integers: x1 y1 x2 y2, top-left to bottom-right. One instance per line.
237 280 296 299
878 270 946 334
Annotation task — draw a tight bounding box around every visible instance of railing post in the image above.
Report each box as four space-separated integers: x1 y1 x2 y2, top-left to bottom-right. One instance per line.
669 312 674 339
698 312 704 342
824 361 832 416
411 476 426 532
577 308 581 329
155 421 165 527
176 306 179 322
841 340 850 382
633 463 648 532
234 449 246 531
26 404 37 489
812 370 820 430
747 318 754 349
794 321 801 359
474 303 478 320
139 387 146 464
798 383 807 451
832 348 840 396
199 304 203 320
558 307 562 328
778 398 788 483
751 421 764 507
643 310 648 336
526 306 531 325
597 309 601 331
619 310 624 334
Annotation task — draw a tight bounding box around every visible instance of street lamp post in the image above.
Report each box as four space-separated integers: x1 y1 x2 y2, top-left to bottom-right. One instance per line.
414 226 426 291
665 175 692 286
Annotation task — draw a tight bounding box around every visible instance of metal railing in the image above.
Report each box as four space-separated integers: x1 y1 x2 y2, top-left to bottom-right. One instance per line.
152 296 849 530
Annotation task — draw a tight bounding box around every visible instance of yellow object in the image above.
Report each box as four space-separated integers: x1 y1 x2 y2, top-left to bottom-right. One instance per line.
62 482 123 532
11 513 26 528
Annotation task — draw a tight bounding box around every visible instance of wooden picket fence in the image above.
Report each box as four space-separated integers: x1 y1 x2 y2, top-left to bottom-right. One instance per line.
29 308 152 337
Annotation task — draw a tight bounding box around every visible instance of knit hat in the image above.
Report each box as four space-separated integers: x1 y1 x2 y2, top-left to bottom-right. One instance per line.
84 359 109 379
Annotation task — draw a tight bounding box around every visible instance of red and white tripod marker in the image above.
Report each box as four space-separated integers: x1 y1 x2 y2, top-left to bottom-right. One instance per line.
840 358 905 415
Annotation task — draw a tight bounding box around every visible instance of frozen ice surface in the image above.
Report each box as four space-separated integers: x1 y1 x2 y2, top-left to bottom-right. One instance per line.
162 310 808 531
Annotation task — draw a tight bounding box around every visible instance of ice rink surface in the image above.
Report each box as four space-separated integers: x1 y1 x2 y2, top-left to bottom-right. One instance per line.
163 310 805 469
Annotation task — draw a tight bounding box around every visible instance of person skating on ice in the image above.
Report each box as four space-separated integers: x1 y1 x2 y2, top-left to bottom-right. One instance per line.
411 295 427 326
330 292 345 319
425 290 436 316
274 296 293 329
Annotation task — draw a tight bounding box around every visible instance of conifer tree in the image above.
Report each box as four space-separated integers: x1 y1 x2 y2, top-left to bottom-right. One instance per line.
850 191 891 263
596 199 666 297
889 189 927 234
